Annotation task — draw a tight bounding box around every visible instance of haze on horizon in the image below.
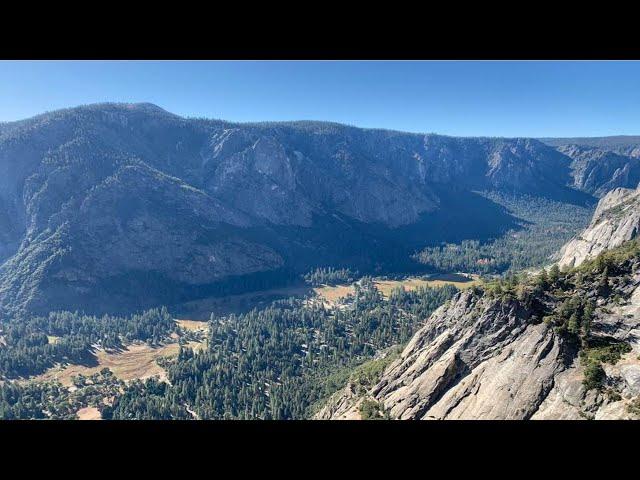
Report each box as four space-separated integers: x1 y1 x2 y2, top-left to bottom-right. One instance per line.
1 60 639 138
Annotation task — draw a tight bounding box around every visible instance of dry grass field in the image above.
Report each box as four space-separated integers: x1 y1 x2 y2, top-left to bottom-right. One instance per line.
77 406 102 420
176 319 208 332
36 343 182 387
313 273 481 305
312 284 355 304
373 273 481 298
31 317 210 389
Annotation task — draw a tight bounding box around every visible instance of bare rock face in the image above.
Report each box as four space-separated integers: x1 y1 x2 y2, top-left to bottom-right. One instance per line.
368 291 567 420
314 384 366 420
557 145 640 197
318 276 640 420
317 194 640 420
557 186 640 269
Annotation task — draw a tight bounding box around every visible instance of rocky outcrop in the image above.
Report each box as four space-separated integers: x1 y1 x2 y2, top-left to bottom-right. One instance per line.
314 384 367 420
317 194 640 420
556 145 640 197
318 273 640 420
557 186 640 269
372 291 564 420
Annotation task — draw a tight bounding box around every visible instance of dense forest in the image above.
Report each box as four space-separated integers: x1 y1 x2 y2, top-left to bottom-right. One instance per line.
105 280 458 419
0 369 123 420
0 279 458 420
415 193 594 274
302 267 358 286
0 308 176 378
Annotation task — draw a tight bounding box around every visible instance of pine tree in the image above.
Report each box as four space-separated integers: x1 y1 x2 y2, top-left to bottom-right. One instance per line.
536 268 548 288
548 264 560 284
567 313 580 335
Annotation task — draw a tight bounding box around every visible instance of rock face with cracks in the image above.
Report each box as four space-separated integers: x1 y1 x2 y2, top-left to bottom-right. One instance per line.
316 198 640 420
557 186 640 269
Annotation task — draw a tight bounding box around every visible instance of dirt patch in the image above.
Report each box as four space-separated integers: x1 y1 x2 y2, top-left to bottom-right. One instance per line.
373 274 480 298
313 284 355 306
36 343 184 387
77 406 101 420
176 319 208 332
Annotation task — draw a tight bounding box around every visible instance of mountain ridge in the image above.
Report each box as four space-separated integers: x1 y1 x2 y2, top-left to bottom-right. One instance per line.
5 102 640 141
1 102 637 317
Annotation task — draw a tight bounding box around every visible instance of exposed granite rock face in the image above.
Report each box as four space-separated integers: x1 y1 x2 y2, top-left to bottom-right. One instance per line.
556 145 640 197
318 278 640 420
557 186 640 268
314 384 366 420
368 290 568 420
317 193 640 420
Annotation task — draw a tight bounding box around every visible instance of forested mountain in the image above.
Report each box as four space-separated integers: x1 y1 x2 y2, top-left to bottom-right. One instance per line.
0 104 640 419
1 103 639 317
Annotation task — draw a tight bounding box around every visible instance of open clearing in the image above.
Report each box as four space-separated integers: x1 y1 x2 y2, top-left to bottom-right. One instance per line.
314 273 481 305
374 273 481 298
35 341 203 387
176 319 209 332
77 406 101 420
31 319 208 387
313 284 355 304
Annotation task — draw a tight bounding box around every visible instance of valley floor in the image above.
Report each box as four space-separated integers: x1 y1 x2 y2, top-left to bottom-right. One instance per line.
10 319 209 420
174 273 481 319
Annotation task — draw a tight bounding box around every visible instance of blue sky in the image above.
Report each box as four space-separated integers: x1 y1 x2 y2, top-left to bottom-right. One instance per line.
0 61 639 137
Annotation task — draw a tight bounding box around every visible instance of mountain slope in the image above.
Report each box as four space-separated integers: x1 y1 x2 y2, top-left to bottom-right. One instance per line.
540 135 640 157
539 137 640 196
557 186 640 268
0 103 624 316
317 196 640 420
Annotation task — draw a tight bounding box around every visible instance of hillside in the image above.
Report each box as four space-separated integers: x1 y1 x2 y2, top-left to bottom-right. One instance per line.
0 103 627 316
558 186 640 268
540 135 640 155
316 193 640 420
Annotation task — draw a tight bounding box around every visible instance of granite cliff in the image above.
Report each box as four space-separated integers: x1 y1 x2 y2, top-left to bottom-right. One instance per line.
317 198 640 420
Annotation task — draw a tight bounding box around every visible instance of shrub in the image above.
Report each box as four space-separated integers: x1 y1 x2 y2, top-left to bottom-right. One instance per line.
359 398 387 420
583 362 605 391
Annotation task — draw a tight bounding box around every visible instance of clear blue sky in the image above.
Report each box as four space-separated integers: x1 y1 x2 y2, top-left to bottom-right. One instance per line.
1 60 639 137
